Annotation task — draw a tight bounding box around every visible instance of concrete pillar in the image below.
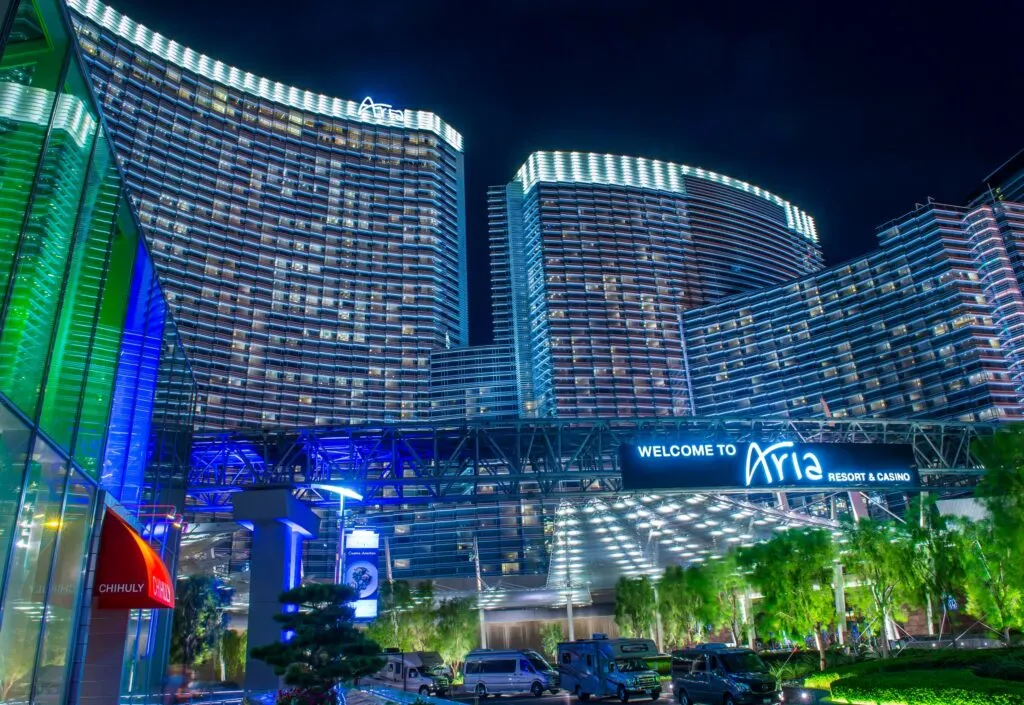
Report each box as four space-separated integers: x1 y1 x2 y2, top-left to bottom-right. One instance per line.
233 489 320 693
848 492 870 520
652 585 664 650
743 590 756 650
833 563 847 646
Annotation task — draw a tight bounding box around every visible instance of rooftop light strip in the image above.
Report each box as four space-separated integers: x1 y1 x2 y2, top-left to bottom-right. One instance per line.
514 151 818 241
68 0 464 151
0 83 96 148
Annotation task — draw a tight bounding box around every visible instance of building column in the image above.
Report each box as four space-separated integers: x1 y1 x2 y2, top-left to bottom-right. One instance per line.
740 589 755 650
833 562 847 646
848 491 870 520
233 489 320 694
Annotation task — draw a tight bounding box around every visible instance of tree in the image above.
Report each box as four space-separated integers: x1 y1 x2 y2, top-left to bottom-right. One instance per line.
539 622 566 659
709 554 750 647
221 630 248 682
966 426 1024 644
657 566 690 648
658 565 719 647
367 580 417 651
958 519 1024 645
431 597 479 674
840 519 921 658
406 581 440 651
250 583 385 697
973 425 1024 563
170 575 233 669
614 576 657 638
904 495 967 633
737 528 835 671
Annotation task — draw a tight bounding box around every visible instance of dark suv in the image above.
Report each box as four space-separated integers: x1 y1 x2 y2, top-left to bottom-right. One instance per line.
671 646 779 705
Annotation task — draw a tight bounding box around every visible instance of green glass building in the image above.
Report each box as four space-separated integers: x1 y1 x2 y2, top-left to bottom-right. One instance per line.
0 0 195 702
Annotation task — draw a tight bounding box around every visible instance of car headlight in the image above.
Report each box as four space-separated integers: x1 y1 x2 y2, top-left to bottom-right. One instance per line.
733 681 751 693
628 678 638 687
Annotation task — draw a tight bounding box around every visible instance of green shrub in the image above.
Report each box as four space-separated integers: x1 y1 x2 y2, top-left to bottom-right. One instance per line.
974 657 1024 683
804 648 1024 690
829 669 1024 704
647 655 672 676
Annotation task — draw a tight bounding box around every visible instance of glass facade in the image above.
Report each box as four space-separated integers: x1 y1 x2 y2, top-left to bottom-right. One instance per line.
0 0 196 702
488 151 1024 425
683 202 1024 422
490 152 824 418
69 0 467 429
429 344 520 421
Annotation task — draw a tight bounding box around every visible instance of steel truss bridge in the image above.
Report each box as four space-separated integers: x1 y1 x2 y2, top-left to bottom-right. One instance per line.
185 417 995 511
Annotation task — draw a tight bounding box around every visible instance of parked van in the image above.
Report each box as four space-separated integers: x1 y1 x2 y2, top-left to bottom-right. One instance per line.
671 645 778 705
462 649 560 697
557 635 662 702
372 650 452 696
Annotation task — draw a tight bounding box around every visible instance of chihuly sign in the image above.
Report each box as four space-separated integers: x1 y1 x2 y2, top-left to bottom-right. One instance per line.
94 509 175 609
621 439 919 491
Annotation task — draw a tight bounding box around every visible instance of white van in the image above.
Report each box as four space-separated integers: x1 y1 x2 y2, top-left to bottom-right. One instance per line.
462 649 560 698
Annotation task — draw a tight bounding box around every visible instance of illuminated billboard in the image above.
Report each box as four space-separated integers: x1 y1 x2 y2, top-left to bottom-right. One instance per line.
620 440 920 491
343 529 380 621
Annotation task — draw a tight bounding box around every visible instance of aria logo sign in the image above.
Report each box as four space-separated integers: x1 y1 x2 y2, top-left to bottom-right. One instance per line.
744 441 823 486
357 97 408 125
621 439 919 491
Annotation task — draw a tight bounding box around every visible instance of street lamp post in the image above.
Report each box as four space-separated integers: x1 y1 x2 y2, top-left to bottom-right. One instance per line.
311 485 363 584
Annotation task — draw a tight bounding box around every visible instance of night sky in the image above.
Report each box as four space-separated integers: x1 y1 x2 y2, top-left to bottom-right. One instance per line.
106 0 1024 344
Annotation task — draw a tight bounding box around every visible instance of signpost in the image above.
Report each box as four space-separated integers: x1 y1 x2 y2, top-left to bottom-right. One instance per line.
620 439 920 491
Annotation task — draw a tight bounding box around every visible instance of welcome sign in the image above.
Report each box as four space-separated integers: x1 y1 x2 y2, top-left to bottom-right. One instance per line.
620 439 920 491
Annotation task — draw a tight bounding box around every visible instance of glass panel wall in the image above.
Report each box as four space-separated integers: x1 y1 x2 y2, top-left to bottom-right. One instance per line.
0 401 32 616
32 467 96 705
0 0 198 703
38 123 120 451
0 436 71 703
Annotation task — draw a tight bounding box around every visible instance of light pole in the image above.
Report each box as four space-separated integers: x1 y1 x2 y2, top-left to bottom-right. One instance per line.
311 484 363 584
474 537 488 648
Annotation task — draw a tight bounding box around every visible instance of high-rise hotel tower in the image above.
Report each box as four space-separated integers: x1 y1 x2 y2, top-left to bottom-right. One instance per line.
489 152 823 418
70 0 467 429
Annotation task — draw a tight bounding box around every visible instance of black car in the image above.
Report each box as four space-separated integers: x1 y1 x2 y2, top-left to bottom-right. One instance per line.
671 646 779 705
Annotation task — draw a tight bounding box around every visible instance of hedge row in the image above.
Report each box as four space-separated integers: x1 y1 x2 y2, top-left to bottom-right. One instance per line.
804 648 1024 690
829 669 1024 705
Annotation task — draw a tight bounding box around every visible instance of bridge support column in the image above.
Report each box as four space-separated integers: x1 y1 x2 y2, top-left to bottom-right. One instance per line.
233 489 320 694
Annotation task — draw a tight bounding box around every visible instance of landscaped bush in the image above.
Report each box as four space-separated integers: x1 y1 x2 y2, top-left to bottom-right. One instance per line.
647 655 672 677
829 669 1024 704
758 651 820 682
973 656 1024 682
805 647 1024 690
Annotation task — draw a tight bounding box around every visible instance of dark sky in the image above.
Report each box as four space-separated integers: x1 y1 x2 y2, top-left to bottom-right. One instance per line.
108 0 1024 344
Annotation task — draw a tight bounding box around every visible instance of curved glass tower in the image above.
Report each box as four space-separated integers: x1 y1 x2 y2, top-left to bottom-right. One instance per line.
490 151 824 418
69 0 467 429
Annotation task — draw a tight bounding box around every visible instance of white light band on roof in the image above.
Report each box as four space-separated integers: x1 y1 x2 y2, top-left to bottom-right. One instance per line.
67 0 464 152
515 151 818 241
0 83 96 148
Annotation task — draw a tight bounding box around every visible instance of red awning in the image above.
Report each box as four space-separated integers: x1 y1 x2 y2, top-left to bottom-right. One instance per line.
94 509 175 609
